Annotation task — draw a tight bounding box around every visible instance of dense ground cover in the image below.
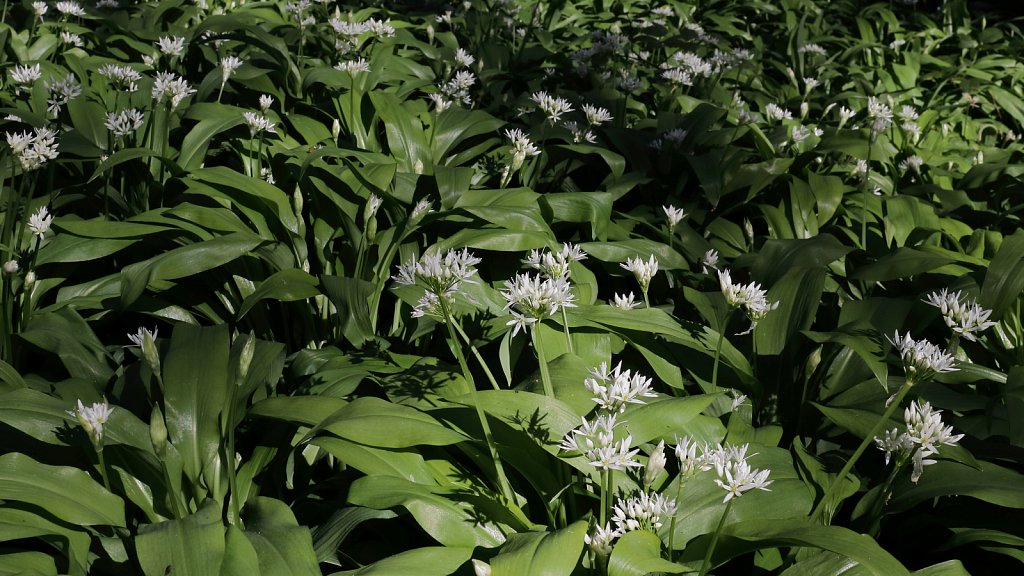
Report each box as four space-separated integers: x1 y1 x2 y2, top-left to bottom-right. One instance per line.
1 0 1023 574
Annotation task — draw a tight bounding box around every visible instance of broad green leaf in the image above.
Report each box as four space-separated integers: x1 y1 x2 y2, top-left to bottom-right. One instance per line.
0 388 152 451
162 323 231 483
180 103 247 170
888 460 1024 511
312 507 398 564
581 239 688 270
35 233 135 265
223 526 262 576
321 275 375 348
683 519 910 576
754 266 825 356
429 107 505 162
237 268 320 319
321 396 468 448
0 551 57 575
120 232 263 307
243 497 320 576
0 453 124 527
312 436 437 483
249 396 348 427
620 395 718 445
851 248 956 281
347 475 507 548
188 167 300 235
333 546 473 576
0 508 90 575
18 308 113 385
981 229 1024 320
490 521 587 576
369 91 431 173
136 500 224 576
609 530 693 576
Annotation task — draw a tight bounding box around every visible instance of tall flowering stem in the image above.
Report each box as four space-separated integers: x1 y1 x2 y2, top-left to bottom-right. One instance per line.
698 499 734 576
532 327 555 398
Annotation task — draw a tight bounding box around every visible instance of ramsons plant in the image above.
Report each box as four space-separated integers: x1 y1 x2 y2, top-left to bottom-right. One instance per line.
0 0 1022 574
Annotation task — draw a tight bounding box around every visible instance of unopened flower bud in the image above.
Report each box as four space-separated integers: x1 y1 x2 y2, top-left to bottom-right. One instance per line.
24 271 35 287
644 440 667 487
150 404 168 457
2 260 18 275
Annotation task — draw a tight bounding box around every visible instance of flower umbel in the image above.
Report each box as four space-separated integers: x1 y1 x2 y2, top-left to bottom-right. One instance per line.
923 288 996 342
393 248 481 320
69 399 114 449
875 399 963 483
888 331 958 385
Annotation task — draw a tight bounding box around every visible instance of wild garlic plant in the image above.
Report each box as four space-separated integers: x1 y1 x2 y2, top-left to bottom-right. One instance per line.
923 288 997 354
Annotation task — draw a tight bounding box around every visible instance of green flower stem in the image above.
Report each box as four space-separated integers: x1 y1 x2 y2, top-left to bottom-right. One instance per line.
532 326 555 398
440 302 515 503
699 498 735 576
860 140 875 249
809 381 913 524
641 288 650 310
452 320 501 391
948 334 960 358
667 473 686 561
560 307 574 354
96 447 112 493
599 468 612 528
711 310 734 392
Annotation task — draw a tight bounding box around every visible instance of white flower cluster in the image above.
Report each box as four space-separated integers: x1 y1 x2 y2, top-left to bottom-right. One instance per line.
393 248 481 320
523 243 586 280
152 71 196 109
718 269 779 334
68 399 114 448
888 331 958 385
243 111 276 137
502 128 540 184
923 288 996 342
27 206 53 238
530 90 574 124
335 58 371 75
105 108 145 140
560 413 641 471
156 35 185 58
220 56 244 84
764 103 793 122
611 490 678 533
867 96 894 136
6 127 59 172
44 74 82 117
608 292 639 309
621 255 658 293
10 64 41 90
97 64 143 93
432 70 477 111
875 399 963 483
501 272 576 337
584 361 657 414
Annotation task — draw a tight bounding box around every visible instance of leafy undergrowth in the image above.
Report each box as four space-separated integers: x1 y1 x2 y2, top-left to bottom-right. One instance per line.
0 0 1022 574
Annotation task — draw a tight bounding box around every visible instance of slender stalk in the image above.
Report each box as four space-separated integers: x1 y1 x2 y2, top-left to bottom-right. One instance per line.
532 326 555 398
711 311 734 392
698 499 735 576
947 334 960 358
808 381 913 523
452 320 501 391
440 301 515 503
641 288 650 310
667 472 686 562
560 306 574 354
96 449 112 493
860 140 875 249
599 468 612 528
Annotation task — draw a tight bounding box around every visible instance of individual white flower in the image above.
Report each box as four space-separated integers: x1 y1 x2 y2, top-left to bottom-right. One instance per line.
563 120 596 144
393 248 482 320
44 73 82 117
899 155 924 175
701 249 720 274
644 440 668 487
582 103 613 126
97 64 142 92
10 64 41 88
61 31 84 47
714 455 773 502
875 399 963 483
220 56 244 84
852 158 869 179
501 272 576 337
620 255 658 293
127 326 158 348
837 106 856 129
259 94 274 112
454 47 475 68
888 331 958 385
923 289 996 342
2 260 19 275
335 58 370 75
152 71 196 109
530 91 574 124
32 1 48 19
764 103 792 122
105 108 145 140
611 491 677 533
663 205 687 228
55 1 86 17
560 413 642 471
410 199 433 223
523 243 587 279
718 269 768 309
583 361 658 413
609 292 639 310
243 111 275 137
585 523 618 556
798 43 828 56
675 436 713 477
27 206 53 238
505 128 540 167
867 96 894 136
261 167 275 185
69 399 114 448
156 36 186 58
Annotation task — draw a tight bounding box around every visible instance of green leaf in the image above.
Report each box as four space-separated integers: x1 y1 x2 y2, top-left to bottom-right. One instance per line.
162 323 231 483
684 519 910 576
18 308 113 385
346 475 507 548
136 500 225 576
334 546 473 576
620 395 718 445
321 396 468 448
0 551 57 575
0 453 125 527
312 507 398 564
188 167 300 235
120 232 263 307
249 396 348 427
243 497 321 576
0 508 90 575
851 248 956 281
321 275 375 348
369 91 431 173
490 521 587 576
237 269 320 319
609 530 693 576
888 460 1024 511
981 229 1024 320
